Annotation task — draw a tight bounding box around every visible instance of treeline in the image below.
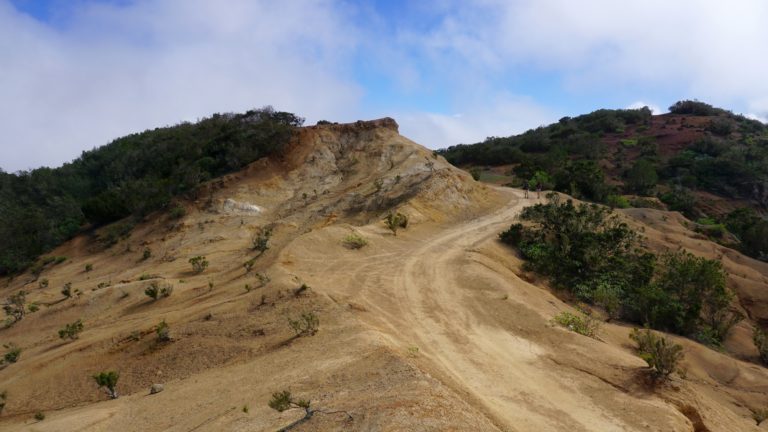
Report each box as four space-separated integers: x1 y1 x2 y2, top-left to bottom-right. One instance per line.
0 107 303 275
500 195 741 346
439 100 768 260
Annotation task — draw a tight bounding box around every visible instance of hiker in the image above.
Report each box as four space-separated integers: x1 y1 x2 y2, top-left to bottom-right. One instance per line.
536 182 542 199
523 182 529 198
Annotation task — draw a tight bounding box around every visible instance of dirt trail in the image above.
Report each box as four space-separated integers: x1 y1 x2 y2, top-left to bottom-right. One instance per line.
289 187 693 431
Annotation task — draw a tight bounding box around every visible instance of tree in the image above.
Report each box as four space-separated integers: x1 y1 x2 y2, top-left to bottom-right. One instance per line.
626 159 658 195
93 371 119 399
268 390 352 430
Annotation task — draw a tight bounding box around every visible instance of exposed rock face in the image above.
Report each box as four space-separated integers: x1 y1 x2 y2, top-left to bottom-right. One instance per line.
150 384 164 394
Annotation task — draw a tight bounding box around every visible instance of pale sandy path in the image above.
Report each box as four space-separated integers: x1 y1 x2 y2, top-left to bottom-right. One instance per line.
292 187 687 431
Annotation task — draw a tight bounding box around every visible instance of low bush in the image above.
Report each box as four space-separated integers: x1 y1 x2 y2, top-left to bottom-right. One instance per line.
552 311 600 338
34 411 45 421
469 167 482 181
156 320 171 342
169 203 186 219
605 194 630 209
252 227 273 254
2 344 21 364
189 256 209 274
343 233 368 249
629 328 684 381
288 312 319 337
0 391 6 414
3 291 27 325
384 212 408 236
754 328 768 365
144 282 173 300
59 319 84 340
61 282 73 298
93 371 119 399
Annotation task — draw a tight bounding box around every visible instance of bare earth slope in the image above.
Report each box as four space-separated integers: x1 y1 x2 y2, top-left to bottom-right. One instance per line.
1 119 768 431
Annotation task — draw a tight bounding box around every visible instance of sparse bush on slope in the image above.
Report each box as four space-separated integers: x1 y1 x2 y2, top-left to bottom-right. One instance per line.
630 328 684 382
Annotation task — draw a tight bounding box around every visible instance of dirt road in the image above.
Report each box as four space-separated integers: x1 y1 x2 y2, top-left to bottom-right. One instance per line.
290 187 689 431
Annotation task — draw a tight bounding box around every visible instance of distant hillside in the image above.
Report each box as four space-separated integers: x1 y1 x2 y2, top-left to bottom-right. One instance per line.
438 100 768 260
0 107 303 275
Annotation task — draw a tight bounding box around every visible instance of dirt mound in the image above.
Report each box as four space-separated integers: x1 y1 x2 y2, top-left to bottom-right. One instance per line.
1 119 767 431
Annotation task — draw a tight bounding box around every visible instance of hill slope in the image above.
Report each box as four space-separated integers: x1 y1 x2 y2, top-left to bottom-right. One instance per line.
0 118 767 431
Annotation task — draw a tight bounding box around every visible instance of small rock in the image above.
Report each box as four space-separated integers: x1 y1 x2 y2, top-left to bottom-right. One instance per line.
150 384 164 395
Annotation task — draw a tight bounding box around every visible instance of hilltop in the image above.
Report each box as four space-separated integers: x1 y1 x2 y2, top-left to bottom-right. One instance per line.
0 114 768 431
438 100 768 261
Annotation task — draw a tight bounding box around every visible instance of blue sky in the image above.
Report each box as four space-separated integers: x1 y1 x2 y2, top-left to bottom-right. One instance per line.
2 0 768 171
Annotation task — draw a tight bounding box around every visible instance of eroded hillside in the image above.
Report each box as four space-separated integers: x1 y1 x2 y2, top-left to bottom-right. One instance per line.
1 119 768 431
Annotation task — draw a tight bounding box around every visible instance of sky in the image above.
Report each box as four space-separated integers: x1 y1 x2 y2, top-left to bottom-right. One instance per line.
2 0 768 172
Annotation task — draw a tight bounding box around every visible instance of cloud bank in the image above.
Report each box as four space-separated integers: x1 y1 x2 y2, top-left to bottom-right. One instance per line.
1 0 767 171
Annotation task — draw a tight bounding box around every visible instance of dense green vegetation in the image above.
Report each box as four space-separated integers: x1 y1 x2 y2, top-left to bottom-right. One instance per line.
500 195 741 345
0 107 303 275
440 100 768 260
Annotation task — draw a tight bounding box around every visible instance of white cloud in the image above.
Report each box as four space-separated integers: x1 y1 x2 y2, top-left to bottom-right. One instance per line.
410 0 768 118
396 96 556 149
626 101 663 115
0 0 362 171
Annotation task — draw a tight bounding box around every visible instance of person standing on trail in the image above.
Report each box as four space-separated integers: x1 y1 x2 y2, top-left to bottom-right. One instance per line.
536 182 542 199
523 182 529 198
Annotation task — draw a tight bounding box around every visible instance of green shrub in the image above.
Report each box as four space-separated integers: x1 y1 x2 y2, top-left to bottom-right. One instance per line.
61 282 72 298
142 248 152 261
469 167 482 181
156 320 171 342
384 212 408 236
169 203 186 219
629 328 684 381
269 390 311 414
501 195 736 343
605 194 630 209
255 272 270 288
28 303 39 313
243 258 256 273
288 312 319 337
626 159 658 195
144 282 173 300
0 391 7 415
252 227 273 254
754 328 768 365
59 319 84 340
3 291 27 325
2 345 21 364
85 263 93 272
752 408 768 425
343 233 368 249
93 371 119 399
552 311 600 338
38 278 49 288
34 411 45 421
188 256 209 274
139 273 159 281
